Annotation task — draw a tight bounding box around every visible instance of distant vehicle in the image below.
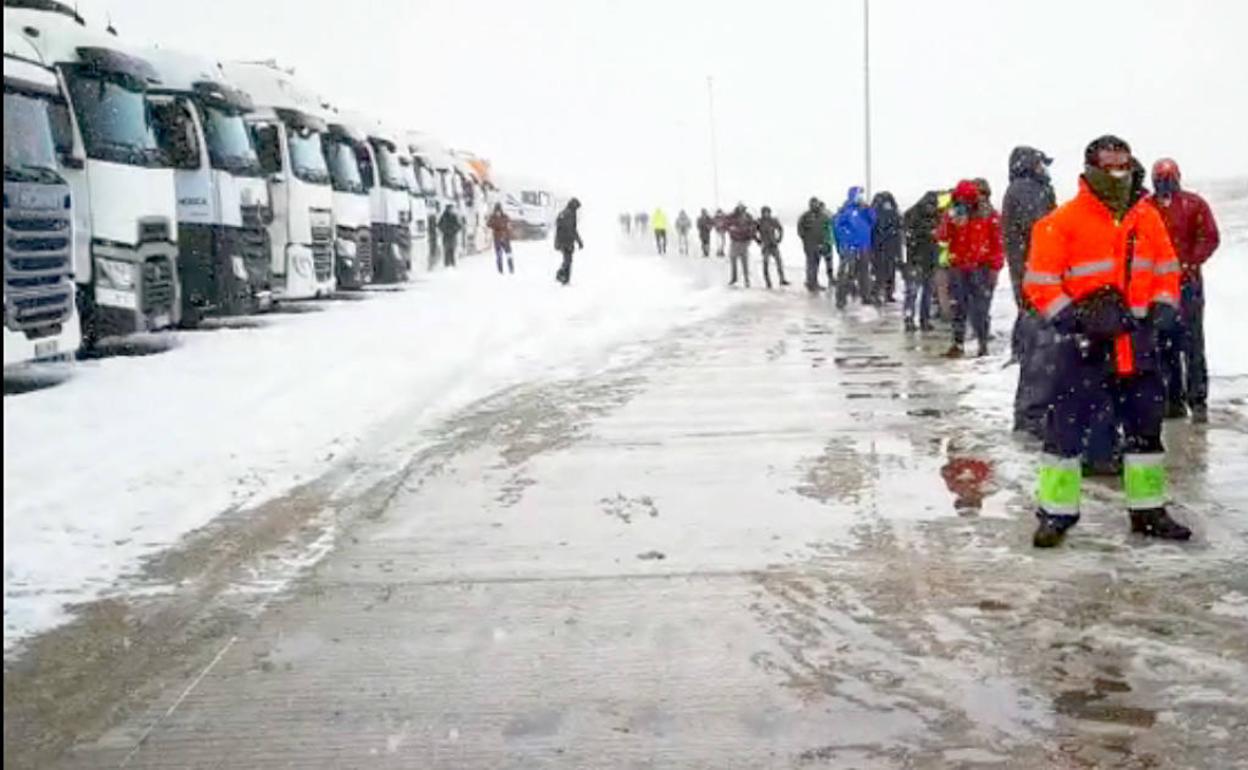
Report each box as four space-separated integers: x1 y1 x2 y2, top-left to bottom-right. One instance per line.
3 25 81 366
222 59 335 300
7 1 180 346
144 46 273 324
497 174 557 240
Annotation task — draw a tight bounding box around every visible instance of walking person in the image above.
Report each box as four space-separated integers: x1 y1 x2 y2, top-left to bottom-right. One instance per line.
870 191 903 303
726 203 756 288
756 205 789 289
1024 134 1190 548
487 203 514 274
554 198 584 285
832 187 876 309
1151 158 1221 424
427 206 440 271
797 197 831 292
675 209 693 256
937 180 1003 358
619 212 632 236
438 204 463 268
713 208 728 257
902 192 941 332
652 207 669 255
696 209 714 257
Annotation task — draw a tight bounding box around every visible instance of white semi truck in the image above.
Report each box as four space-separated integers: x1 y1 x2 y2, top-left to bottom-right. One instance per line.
341 113 410 284
7 1 180 345
144 46 272 324
3 25 80 366
222 60 334 300
321 110 372 289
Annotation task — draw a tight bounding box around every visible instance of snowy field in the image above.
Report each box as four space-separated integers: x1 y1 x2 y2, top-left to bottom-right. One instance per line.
3 234 754 649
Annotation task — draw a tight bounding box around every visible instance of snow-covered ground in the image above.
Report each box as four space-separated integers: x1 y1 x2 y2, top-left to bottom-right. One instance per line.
3 236 754 649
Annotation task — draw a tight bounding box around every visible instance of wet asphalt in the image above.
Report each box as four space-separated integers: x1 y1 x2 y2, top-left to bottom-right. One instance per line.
9 257 1248 769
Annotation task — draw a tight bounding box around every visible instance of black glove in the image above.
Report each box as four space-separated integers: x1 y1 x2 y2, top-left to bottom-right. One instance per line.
1050 304 1079 336
1148 302 1180 334
1074 287 1132 342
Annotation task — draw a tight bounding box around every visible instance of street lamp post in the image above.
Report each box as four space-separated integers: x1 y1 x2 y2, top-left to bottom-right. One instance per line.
863 0 872 198
707 75 721 208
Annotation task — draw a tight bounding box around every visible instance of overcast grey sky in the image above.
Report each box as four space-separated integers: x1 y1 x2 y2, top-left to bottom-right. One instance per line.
81 0 1247 212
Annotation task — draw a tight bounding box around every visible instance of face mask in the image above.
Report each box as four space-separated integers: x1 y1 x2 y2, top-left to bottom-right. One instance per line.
1154 178 1179 197
1085 166 1133 215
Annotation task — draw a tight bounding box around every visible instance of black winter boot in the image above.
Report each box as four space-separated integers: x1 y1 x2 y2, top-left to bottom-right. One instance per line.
1190 404 1209 424
1129 508 1192 540
1033 512 1080 548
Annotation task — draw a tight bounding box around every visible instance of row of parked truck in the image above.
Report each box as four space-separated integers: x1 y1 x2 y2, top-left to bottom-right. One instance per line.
4 0 560 369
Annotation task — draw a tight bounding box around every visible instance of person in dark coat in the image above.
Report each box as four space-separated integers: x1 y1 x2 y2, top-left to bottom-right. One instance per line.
696 209 714 257
437 205 463 268
1002 146 1057 434
797 197 831 292
554 198 583 285
870 191 903 303
902 192 941 332
756 206 789 289
726 204 757 288
675 209 693 256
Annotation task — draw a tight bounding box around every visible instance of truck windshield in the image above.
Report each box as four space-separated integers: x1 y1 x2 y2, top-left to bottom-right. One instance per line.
370 140 406 191
64 71 164 167
324 136 364 194
203 105 262 176
413 159 436 196
3 90 62 184
286 125 329 185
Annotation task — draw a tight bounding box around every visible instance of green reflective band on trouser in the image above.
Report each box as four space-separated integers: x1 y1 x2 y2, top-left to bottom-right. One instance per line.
1037 458 1081 515
1124 454 1168 510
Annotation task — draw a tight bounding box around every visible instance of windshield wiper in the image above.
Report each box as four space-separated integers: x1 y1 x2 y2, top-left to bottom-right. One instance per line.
4 163 62 183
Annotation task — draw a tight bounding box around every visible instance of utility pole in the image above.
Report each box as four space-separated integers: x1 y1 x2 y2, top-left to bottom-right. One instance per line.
862 0 872 198
707 75 721 208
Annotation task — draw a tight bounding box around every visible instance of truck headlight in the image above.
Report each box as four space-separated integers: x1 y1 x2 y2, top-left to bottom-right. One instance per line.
293 254 313 278
335 239 357 260
95 258 136 291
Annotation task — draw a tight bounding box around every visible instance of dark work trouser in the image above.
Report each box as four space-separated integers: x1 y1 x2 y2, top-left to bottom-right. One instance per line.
873 244 899 301
761 244 786 288
1160 280 1208 408
699 233 711 257
949 267 992 348
1040 337 1164 516
655 229 668 255
729 240 750 286
556 247 575 284
677 231 690 255
835 248 869 308
495 240 513 273
903 269 933 328
443 237 457 268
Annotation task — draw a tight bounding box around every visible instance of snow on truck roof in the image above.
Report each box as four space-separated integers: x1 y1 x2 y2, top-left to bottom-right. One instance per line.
143 47 253 112
222 60 324 125
5 4 159 85
4 28 60 91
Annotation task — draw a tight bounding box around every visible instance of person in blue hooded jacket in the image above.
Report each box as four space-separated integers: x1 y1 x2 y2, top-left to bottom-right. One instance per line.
832 186 877 309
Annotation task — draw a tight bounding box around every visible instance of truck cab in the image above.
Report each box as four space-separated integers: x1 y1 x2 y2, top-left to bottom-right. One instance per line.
498 175 556 240
221 60 334 300
339 113 409 284
397 149 430 275
321 113 372 289
144 47 272 324
3 27 80 366
7 1 180 344
405 132 443 271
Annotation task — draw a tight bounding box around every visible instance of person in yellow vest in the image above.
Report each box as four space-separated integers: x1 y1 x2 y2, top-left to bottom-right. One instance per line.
652 207 669 255
933 190 955 321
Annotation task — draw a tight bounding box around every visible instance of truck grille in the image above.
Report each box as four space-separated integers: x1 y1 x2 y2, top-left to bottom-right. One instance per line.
4 210 75 338
239 206 271 266
141 256 176 314
311 223 333 282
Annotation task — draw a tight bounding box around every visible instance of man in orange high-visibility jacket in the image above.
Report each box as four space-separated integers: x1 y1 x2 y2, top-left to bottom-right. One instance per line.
1023 135 1190 548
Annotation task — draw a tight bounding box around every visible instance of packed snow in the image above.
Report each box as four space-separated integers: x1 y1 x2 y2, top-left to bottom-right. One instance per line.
3 233 754 648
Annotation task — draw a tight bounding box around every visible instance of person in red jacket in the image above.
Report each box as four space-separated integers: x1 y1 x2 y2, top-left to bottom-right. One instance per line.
936 179 1003 358
1023 135 1189 548
1151 158 1221 423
